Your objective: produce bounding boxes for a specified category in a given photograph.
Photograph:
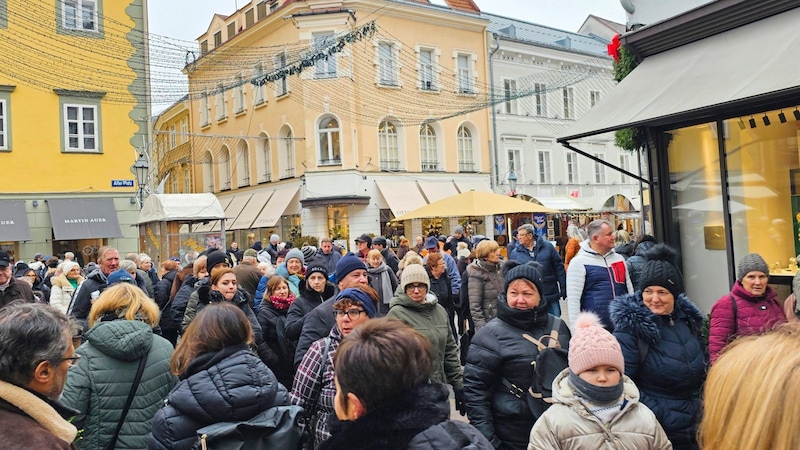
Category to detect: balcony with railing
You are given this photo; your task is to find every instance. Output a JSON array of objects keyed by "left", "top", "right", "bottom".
[
  {"left": 319, "top": 158, "right": 342, "bottom": 166},
  {"left": 421, "top": 160, "right": 439, "bottom": 172}
]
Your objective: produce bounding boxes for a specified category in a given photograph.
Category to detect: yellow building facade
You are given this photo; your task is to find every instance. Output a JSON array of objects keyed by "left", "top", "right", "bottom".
[
  {"left": 0, "top": 0, "right": 150, "bottom": 263},
  {"left": 173, "top": 0, "right": 492, "bottom": 249}
]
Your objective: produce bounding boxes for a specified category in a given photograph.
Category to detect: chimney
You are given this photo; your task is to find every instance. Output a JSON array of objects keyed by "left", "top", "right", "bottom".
[{"left": 443, "top": 0, "right": 480, "bottom": 13}]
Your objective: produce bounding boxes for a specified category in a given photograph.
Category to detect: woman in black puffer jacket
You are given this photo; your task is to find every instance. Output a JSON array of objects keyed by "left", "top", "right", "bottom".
[
  {"left": 464, "top": 261, "right": 571, "bottom": 450},
  {"left": 148, "top": 302, "right": 289, "bottom": 450},
  {"left": 154, "top": 260, "right": 181, "bottom": 346}
]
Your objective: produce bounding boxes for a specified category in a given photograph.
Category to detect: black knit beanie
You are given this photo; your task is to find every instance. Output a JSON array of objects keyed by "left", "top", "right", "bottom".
[
  {"left": 637, "top": 244, "right": 683, "bottom": 298},
  {"left": 502, "top": 260, "right": 545, "bottom": 296}
]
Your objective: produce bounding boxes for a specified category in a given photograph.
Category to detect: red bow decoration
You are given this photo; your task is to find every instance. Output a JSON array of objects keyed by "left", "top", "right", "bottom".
[{"left": 607, "top": 34, "right": 621, "bottom": 62}]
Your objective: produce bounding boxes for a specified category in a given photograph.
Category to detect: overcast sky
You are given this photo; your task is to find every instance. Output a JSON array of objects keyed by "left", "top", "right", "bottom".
[{"left": 149, "top": 0, "right": 625, "bottom": 44}]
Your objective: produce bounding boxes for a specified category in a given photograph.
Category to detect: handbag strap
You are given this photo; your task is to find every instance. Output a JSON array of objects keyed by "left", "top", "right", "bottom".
[{"left": 105, "top": 353, "right": 148, "bottom": 450}]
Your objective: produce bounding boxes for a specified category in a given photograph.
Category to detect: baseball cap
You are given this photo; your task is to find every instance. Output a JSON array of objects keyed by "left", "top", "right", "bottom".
[
  {"left": 355, "top": 234, "right": 372, "bottom": 247},
  {"left": 0, "top": 251, "right": 10, "bottom": 268},
  {"left": 372, "top": 236, "right": 387, "bottom": 247},
  {"left": 425, "top": 236, "right": 439, "bottom": 249}
]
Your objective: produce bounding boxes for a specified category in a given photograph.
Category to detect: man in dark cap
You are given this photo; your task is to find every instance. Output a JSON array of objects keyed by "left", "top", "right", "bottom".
[
  {"left": 354, "top": 234, "right": 372, "bottom": 262},
  {"left": 372, "top": 237, "right": 399, "bottom": 273},
  {"left": 0, "top": 251, "right": 35, "bottom": 308}
]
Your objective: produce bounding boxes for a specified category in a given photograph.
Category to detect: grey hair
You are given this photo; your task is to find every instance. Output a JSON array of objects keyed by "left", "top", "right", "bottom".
[
  {"left": 517, "top": 224, "right": 534, "bottom": 236},
  {"left": 587, "top": 220, "right": 612, "bottom": 239},
  {"left": 64, "top": 252, "right": 74, "bottom": 259},
  {"left": 120, "top": 260, "right": 138, "bottom": 272},
  {"left": 185, "top": 251, "right": 199, "bottom": 264},
  {"left": 567, "top": 225, "right": 584, "bottom": 241},
  {"left": 138, "top": 254, "right": 152, "bottom": 264},
  {"left": 0, "top": 303, "right": 71, "bottom": 386}
]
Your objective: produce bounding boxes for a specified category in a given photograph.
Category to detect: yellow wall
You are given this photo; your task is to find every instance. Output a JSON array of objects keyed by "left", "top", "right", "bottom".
[
  {"left": 183, "top": 0, "right": 491, "bottom": 193},
  {"left": 0, "top": 0, "right": 144, "bottom": 194}
]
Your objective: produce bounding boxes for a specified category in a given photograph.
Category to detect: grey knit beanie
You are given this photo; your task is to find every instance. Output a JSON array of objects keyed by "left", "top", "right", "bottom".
[
  {"left": 285, "top": 248, "right": 305, "bottom": 266},
  {"left": 736, "top": 253, "right": 769, "bottom": 282}
]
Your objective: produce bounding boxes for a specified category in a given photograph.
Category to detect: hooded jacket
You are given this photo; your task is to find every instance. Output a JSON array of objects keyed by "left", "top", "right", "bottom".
[
  {"left": 464, "top": 299, "right": 570, "bottom": 450},
  {"left": 625, "top": 240, "right": 657, "bottom": 290},
  {"left": 68, "top": 268, "right": 108, "bottom": 321},
  {"left": 48, "top": 274, "right": 84, "bottom": 314},
  {"left": 709, "top": 282, "right": 786, "bottom": 364},
  {"left": 527, "top": 369, "right": 672, "bottom": 450},
  {"left": 147, "top": 345, "right": 289, "bottom": 450},
  {"left": 61, "top": 320, "right": 176, "bottom": 450},
  {"left": 465, "top": 259, "right": 503, "bottom": 329},
  {"left": 611, "top": 293, "right": 706, "bottom": 449},
  {"left": 566, "top": 240, "right": 633, "bottom": 329},
  {"left": 318, "top": 383, "right": 493, "bottom": 450},
  {"left": 387, "top": 291, "right": 463, "bottom": 391},
  {"left": 509, "top": 234, "right": 567, "bottom": 304}
]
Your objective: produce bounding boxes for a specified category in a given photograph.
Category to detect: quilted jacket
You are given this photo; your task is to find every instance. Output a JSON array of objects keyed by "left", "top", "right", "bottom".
[{"left": 62, "top": 320, "right": 177, "bottom": 450}]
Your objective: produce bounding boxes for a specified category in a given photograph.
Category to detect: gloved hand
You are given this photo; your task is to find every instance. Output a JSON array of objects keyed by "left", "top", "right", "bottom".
[{"left": 454, "top": 389, "right": 466, "bottom": 416}]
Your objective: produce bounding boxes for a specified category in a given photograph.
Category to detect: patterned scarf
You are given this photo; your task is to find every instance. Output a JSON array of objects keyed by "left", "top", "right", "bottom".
[{"left": 269, "top": 293, "right": 296, "bottom": 310}]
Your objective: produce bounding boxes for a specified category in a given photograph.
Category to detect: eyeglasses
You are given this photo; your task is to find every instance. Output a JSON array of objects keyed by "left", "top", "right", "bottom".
[
  {"left": 517, "top": 232, "right": 529, "bottom": 237},
  {"left": 333, "top": 309, "right": 366, "bottom": 320},
  {"left": 62, "top": 354, "right": 81, "bottom": 367},
  {"left": 406, "top": 283, "right": 428, "bottom": 291}
]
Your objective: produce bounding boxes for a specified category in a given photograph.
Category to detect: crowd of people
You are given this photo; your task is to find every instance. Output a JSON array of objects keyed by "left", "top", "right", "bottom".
[{"left": 0, "top": 222, "right": 799, "bottom": 450}]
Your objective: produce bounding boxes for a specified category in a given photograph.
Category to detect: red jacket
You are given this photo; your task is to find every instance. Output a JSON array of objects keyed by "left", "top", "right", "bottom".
[{"left": 709, "top": 282, "right": 786, "bottom": 364}]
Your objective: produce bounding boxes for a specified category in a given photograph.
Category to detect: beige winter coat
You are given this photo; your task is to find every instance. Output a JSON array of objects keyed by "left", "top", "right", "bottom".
[
  {"left": 528, "top": 369, "right": 672, "bottom": 450},
  {"left": 49, "top": 274, "right": 84, "bottom": 314}
]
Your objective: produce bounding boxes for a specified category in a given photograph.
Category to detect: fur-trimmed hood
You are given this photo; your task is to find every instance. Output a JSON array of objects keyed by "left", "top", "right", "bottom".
[
  {"left": 0, "top": 380, "right": 78, "bottom": 445},
  {"left": 610, "top": 292, "right": 705, "bottom": 345}
]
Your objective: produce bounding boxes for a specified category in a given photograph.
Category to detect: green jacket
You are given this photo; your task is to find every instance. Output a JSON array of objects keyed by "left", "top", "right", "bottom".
[
  {"left": 62, "top": 320, "right": 177, "bottom": 450},
  {"left": 387, "top": 292, "right": 463, "bottom": 391}
]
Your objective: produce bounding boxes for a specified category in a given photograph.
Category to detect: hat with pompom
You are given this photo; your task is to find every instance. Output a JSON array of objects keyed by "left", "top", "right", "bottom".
[
  {"left": 568, "top": 312, "right": 624, "bottom": 374},
  {"left": 637, "top": 244, "right": 684, "bottom": 298}
]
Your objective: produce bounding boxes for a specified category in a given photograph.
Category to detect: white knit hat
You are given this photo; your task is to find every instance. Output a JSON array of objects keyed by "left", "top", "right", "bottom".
[{"left": 400, "top": 264, "right": 430, "bottom": 292}]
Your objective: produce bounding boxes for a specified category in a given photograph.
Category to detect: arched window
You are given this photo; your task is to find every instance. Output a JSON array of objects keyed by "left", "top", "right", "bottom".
[
  {"left": 256, "top": 133, "right": 271, "bottom": 183},
  {"left": 378, "top": 120, "right": 399, "bottom": 170},
  {"left": 219, "top": 145, "right": 231, "bottom": 190},
  {"left": 457, "top": 125, "right": 474, "bottom": 172},
  {"left": 236, "top": 140, "right": 250, "bottom": 187},
  {"left": 318, "top": 116, "right": 341, "bottom": 165},
  {"left": 279, "top": 125, "right": 295, "bottom": 178},
  {"left": 419, "top": 123, "right": 438, "bottom": 171},
  {"left": 202, "top": 151, "right": 214, "bottom": 192}
]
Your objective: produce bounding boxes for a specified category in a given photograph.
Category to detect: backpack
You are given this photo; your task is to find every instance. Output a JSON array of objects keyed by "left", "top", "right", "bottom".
[
  {"left": 501, "top": 315, "right": 568, "bottom": 416},
  {"left": 196, "top": 405, "right": 307, "bottom": 450}
]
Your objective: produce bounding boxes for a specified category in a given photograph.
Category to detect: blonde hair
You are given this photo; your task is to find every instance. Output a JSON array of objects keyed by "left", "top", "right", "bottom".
[
  {"left": 88, "top": 283, "right": 160, "bottom": 328},
  {"left": 367, "top": 249, "right": 383, "bottom": 262},
  {"left": 398, "top": 251, "right": 423, "bottom": 270},
  {"left": 474, "top": 240, "right": 499, "bottom": 260},
  {"left": 614, "top": 230, "right": 631, "bottom": 245},
  {"left": 698, "top": 323, "right": 800, "bottom": 450}
]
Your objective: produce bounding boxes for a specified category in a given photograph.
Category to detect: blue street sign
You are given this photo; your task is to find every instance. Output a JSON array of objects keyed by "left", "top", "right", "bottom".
[{"left": 112, "top": 180, "right": 135, "bottom": 187}]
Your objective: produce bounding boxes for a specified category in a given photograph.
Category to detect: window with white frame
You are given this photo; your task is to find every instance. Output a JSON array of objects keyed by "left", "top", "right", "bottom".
[
  {"left": 0, "top": 99, "right": 7, "bottom": 150},
  {"left": 504, "top": 79, "right": 517, "bottom": 114},
  {"left": 183, "top": 166, "right": 191, "bottom": 193},
  {"left": 180, "top": 118, "right": 188, "bottom": 144},
  {"left": 534, "top": 83, "right": 547, "bottom": 116},
  {"left": 590, "top": 90, "right": 601, "bottom": 107},
  {"left": 563, "top": 87, "right": 574, "bottom": 119},
  {"left": 420, "top": 123, "right": 438, "bottom": 171},
  {"left": 215, "top": 83, "right": 226, "bottom": 120},
  {"left": 456, "top": 54, "right": 473, "bottom": 94},
  {"left": 566, "top": 151, "right": 578, "bottom": 184},
  {"left": 63, "top": 0, "right": 97, "bottom": 31},
  {"left": 168, "top": 124, "right": 176, "bottom": 149},
  {"left": 619, "top": 153, "right": 631, "bottom": 183},
  {"left": 594, "top": 153, "right": 606, "bottom": 184},
  {"left": 538, "top": 150, "right": 551, "bottom": 184},
  {"left": 378, "top": 120, "right": 399, "bottom": 170},
  {"left": 64, "top": 104, "right": 97, "bottom": 152},
  {"left": 507, "top": 148, "right": 522, "bottom": 182},
  {"left": 318, "top": 116, "right": 341, "bottom": 165},
  {"left": 377, "top": 42, "right": 398, "bottom": 86},
  {"left": 274, "top": 52, "right": 288, "bottom": 97},
  {"left": 200, "top": 91, "right": 210, "bottom": 126},
  {"left": 253, "top": 62, "right": 266, "bottom": 105},
  {"left": 419, "top": 49, "right": 436, "bottom": 90},
  {"left": 233, "top": 73, "right": 245, "bottom": 113},
  {"left": 313, "top": 32, "right": 337, "bottom": 79},
  {"left": 220, "top": 146, "right": 232, "bottom": 190},
  {"left": 258, "top": 135, "right": 271, "bottom": 182},
  {"left": 280, "top": 127, "right": 295, "bottom": 178},
  {"left": 203, "top": 152, "right": 214, "bottom": 192},
  {"left": 457, "top": 125, "right": 475, "bottom": 172},
  {"left": 171, "top": 173, "right": 178, "bottom": 194},
  {"left": 237, "top": 143, "right": 249, "bottom": 187}
]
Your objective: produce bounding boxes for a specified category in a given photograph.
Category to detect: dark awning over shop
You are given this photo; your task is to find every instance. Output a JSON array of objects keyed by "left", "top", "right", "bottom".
[
  {"left": 48, "top": 198, "right": 123, "bottom": 240},
  {"left": 0, "top": 200, "right": 31, "bottom": 242},
  {"left": 558, "top": 6, "right": 800, "bottom": 141}
]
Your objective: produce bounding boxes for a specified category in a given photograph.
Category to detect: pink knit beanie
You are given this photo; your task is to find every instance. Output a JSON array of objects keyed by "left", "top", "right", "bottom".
[{"left": 568, "top": 312, "right": 625, "bottom": 374}]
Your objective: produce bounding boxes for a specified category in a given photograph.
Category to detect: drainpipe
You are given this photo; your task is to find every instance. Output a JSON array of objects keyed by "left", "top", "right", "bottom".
[{"left": 488, "top": 33, "right": 501, "bottom": 189}]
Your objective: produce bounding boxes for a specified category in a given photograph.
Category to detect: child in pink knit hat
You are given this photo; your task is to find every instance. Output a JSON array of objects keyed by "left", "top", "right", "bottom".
[{"left": 527, "top": 312, "right": 672, "bottom": 450}]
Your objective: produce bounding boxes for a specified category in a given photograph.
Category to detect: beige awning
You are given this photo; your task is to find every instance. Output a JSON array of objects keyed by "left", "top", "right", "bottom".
[
  {"left": 394, "top": 190, "right": 557, "bottom": 221},
  {"left": 375, "top": 181, "right": 428, "bottom": 217},
  {"left": 252, "top": 186, "right": 300, "bottom": 228},
  {"left": 559, "top": 7, "right": 800, "bottom": 141},
  {"left": 455, "top": 180, "right": 492, "bottom": 193},
  {"left": 417, "top": 180, "right": 459, "bottom": 203},
  {"left": 531, "top": 196, "right": 590, "bottom": 211},
  {"left": 230, "top": 191, "right": 274, "bottom": 230},
  {"left": 193, "top": 196, "right": 233, "bottom": 233},
  {"left": 211, "top": 194, "right": 252, "bottom": 232}
]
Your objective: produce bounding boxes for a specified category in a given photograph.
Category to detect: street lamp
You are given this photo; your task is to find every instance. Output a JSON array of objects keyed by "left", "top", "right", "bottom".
[
  {"left": 508, "top": 169, "right": 518, "bottom": 197},
  {"left": 131, "top": 154, "right": 149, "bottom": 209}
]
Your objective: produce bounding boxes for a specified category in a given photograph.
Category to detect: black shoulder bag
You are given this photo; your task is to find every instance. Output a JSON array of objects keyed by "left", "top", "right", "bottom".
[{"left": 105, "top": 354, "right": 148, "bottom": 450}]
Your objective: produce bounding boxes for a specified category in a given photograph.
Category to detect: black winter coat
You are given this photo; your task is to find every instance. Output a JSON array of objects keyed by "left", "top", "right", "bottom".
[
  {"left": 154, "top": 269, "right": 178, "bottom": 315},
  {"left": 147, "top": 345, "right": 289, "bottom": 450},
  {"left": 318, "top": 383, "right": 492, "bottom": 450},
  {"left": 69, "top": 269, "right": 107, "bottom": 321},
  {"left": 508, "top": 235, "right": 566, "bottom": 304},
  {"left": 195, "top": 284, "right": 269, "bottom": 362},
  {"left": 611, "top": 293, "right": 707, "bottom": 450},
  {"left": 427, "top": 268, "right": 455, "bottom": 313},
  {"left": 164, "top": 276, "right": 198, "bottom": 332},
  {"left": 294, "top": 296, "right": 336, "bottom": 367},
  {"left": 285, "top": 280, "right": 335, "bottom": 346},
  {"left": 256, "top": 301, "right": 296, "bottom": 389},
  {"left": 464, "top": 299, "right": 570, "bottom": 450}
]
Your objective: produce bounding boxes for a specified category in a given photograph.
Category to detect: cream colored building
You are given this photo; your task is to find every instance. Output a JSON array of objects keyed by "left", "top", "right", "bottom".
[{"left": 172, "top": 0, "right": 493, "bottom": 248}]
